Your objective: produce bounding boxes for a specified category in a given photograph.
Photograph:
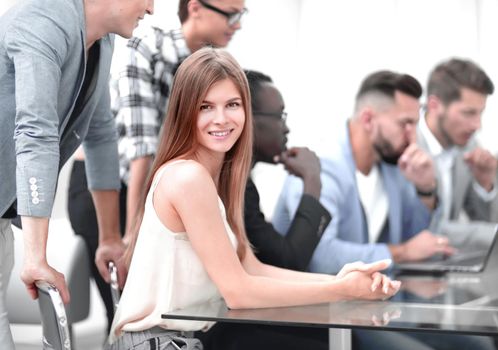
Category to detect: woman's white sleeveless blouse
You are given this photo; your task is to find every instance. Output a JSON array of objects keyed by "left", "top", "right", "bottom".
[{"left": 110, "top": 162, "right": 237, "bottom": 342}]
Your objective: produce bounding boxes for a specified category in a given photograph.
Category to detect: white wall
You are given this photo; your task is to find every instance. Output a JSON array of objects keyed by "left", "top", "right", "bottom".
[
  {"left": 235, "top": 0, "right": 498, "bottom": 217},
  {"left": 0, "top": 0, "right": 16, "bottom": 12},
  {"left": 232, "top": 0, "right": 498, "bottom": 217},
  {"left": 146, "top": 0, "right": 498, "bottom": 156},
  {"left": 3, "top": 0, "right": 498, "bottom": 218}
]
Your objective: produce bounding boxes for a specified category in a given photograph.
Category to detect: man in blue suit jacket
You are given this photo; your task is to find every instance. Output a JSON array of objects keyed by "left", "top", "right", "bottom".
[
  {"left": 273, "top": 70, "right": 453, "bottom": 274},
  {"left": 0, "top": 0, "right": 153, "bottom": 347},
  {"left": 273, "top": 70, "right": 498, "bottom": 349}
]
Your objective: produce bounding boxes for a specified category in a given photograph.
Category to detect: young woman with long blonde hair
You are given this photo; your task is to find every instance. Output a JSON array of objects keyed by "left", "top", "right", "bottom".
[{"left": 108, "top": 47, "right": 400, "bottom": 350}]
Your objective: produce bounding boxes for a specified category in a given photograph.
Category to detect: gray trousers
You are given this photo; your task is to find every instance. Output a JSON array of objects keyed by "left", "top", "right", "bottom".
[
  {"left": 108, "top": 328, "right": 203, "bottom": 350},
  {"left": 0, "top": 219, "right": 15, "bottom": 350}
]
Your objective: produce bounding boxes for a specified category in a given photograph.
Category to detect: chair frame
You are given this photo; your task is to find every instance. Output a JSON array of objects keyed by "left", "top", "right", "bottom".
[
  {"left": 36, "top": 281, "right": 72, "bottom": 350},
  {"left": 108, "top": 261, "right": 121, "bottom": 314}
]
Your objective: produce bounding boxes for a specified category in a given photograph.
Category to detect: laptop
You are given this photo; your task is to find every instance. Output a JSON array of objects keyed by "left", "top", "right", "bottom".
[{"left": 395, "top": 222, "right": 498, "bottom": 273}]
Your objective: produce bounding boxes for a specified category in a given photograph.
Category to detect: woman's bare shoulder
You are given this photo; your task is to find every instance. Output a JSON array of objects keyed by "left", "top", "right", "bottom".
[{"left": 155, "top": 159, "right": 215, "bottom": 196}]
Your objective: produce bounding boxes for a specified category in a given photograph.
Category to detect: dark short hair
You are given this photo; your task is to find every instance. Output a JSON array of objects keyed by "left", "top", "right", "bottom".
[
  {"left": 427, "top": 58, "right": 494, "bottom": 104},
  {"left": 356, "top": 70, "right": 422, "bottom": 102},
  {"left": 244, "top": 69, "right": 273, "bottom": 111},
  {"left": 178, "top": 0, "right": 189, "bottom": 24}
]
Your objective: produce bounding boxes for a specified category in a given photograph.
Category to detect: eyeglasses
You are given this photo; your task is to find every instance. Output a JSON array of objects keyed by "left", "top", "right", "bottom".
[
  {"left": 197, "top": 0, "right": 248, "bottom": 27},
  {"left": 253, "top": 111, "right": 288, "bottom": 123}
]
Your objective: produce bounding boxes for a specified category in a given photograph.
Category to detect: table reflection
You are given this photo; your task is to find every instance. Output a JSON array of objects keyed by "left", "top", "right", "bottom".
[{"left": 163, "top": 269, "right": 498, "bottom": 335}]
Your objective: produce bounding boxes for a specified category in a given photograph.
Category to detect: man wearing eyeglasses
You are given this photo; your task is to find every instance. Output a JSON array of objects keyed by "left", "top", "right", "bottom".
[
  {"left": 67, "top": 0, "right": 247, "bottom": 333},
  {"left": 244, "top": 70, "right": 331, "bottom": 271}
]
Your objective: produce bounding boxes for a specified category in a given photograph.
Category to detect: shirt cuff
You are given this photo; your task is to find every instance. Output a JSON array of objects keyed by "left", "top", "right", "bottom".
[
  {"left": 472, "top": 181, "right": 497, "bottom": 202},
  {"left": 298, "top": 194, "right": 332, "bottom": 238}
]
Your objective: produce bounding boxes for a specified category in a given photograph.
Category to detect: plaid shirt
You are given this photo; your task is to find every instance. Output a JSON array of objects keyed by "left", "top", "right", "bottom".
[{"left": 111, "top": 27, "right": 190, "bottom": 184}]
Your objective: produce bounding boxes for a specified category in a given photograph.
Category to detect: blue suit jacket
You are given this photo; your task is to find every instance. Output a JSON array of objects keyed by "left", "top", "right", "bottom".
[{"left": 273, "top": 123, "right": 432, "bottom": 274}]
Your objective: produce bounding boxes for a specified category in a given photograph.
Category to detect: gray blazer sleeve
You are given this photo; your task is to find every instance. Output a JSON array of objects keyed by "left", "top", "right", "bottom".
[
  {"left": 455, "top": 150, "right": 497, "bottom": 222},
  {"left": 4, "top": 10, "right": 70, "bottom": 217},
  {"left": 463, "top": 183, "right": 496, "bottom": 221}
]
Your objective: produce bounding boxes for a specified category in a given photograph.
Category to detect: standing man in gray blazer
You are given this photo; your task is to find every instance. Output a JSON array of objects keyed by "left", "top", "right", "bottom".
[
  {"left": 418, "top": 58, "right": 498, "bottom": 228},
  {"left": 0, "top": 0, "right": 153, "bottom": 347}
]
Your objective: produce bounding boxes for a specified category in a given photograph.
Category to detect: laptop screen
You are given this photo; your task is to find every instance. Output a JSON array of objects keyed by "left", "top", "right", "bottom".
[{"left": 395, "top": 221, "right": 498, "bottom": 273}]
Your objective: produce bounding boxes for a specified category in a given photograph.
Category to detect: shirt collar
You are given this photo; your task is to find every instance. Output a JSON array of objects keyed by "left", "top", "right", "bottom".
[
  {"left": 419, "top": 111, "right": 454, "bottom": 158},
  {"left": 170, "top": 28, "right": 191, "bottom": 61}
]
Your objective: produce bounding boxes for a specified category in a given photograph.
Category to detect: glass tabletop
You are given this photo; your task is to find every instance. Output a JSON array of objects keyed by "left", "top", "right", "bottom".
[
  {"left": 163, "top": 231, "right": 498, "bottom": 336},
  {"left": 162, "top": 297, "right": 498, "bottom": 336}
]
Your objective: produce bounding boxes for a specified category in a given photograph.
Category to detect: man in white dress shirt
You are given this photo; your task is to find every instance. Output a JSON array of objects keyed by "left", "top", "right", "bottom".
[{"left": 418, "top": 58, "right": 498, "bottom": 228}]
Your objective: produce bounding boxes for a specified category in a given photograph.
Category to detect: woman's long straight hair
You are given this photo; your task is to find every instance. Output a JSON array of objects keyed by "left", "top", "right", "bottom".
[{"left": 125, "top": 47, "right": 253, "bottom": 264}]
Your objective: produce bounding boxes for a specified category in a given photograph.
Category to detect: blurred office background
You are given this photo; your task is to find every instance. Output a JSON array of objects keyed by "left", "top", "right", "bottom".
[
  {"left": 2, "top": 0, "right": 498, "bottom": 221},
  {"left": 2, "top": 0, "right": 498, "bottom": 348},
  {"left": 125, "top": 0, "right": 498, "bottom": 218}
]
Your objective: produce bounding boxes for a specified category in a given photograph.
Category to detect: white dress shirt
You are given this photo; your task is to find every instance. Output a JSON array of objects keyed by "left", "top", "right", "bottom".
[
  {"left": 356, "top": 165, "right": 388, "bottom": 243},
  {"left": 419, "top": 115, "right": 496, "bottom": 221}
]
